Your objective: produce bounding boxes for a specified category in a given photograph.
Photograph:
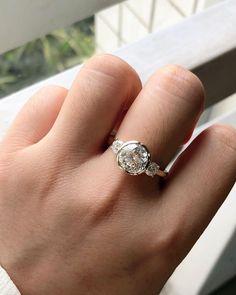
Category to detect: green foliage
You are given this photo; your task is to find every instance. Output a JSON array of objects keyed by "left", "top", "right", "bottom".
[{"left": 0, "top": 17, "right": 95, "bottom": 98}]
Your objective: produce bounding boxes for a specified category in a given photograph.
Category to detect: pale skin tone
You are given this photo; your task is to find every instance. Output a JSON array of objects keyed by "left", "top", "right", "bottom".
[{"left": 0, "top": 54, "right": 235, "bottom": 295}]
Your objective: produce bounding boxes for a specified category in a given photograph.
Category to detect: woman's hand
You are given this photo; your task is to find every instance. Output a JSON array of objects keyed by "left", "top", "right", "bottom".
[{"left": 0, "top": 54, "right": 235, "bottom": 295}]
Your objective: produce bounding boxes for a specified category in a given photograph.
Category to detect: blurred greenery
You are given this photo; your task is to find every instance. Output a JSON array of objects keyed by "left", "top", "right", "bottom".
[{"left": 0, "top": 17, "right": 95, "bottom": 98}]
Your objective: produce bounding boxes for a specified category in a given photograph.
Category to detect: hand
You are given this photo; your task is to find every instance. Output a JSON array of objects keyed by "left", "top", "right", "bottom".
[{"left": 0, "top": 54, "right": 235, "bottom": 295}]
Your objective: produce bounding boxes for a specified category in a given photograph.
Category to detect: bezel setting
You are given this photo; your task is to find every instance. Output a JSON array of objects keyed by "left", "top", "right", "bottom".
[
  {"left": 116, "top": 141, "right": 151, "bottom": 175},
  {"left": 111, "top": 138, "right": 168, "bottom": 178}
]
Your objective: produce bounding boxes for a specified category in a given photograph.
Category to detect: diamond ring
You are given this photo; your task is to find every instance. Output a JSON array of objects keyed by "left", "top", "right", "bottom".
[{"left": 111, "top": 139, "right": 168, "bottom": 177}]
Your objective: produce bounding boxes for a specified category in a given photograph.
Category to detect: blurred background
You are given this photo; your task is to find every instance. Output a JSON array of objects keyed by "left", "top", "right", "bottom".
[{"left": 0, "top": 0, "right": 225, "bottom": 99}]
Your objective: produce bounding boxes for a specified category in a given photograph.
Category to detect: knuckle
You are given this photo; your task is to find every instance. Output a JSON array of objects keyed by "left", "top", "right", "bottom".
[
  {"left": 152, "top": 64, "right": 205, "bottom": 109},
  {"left": 27, "top": 86, "right": 68, "bottom": 111},
  {"left": 82, "top": 54, "right": 141, "bottom": 91},
  {"left": 207, "top": 124, "right": 236, "bottom": 152},
  {"left": 35, "top": 85, "right": 68, "bottom": 98}
]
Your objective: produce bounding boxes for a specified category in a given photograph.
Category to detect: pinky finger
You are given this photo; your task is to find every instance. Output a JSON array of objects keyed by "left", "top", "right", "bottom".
[{"left": 163, "top": 124, "right": 236, "bottom": 256}]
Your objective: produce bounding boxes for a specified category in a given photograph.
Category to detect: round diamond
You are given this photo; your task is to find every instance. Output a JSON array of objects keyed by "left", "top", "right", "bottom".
[
  {"left": 117, "top": 142, "right": 150, "bottom": 175},
  {"left": 146, "top": 162, "right": 159, "bottom": 177}
]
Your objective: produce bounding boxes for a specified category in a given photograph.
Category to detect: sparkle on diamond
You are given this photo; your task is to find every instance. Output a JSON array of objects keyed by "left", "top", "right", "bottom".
[{"left": 117, "top": 143, "right": 149, "bottom": 175}]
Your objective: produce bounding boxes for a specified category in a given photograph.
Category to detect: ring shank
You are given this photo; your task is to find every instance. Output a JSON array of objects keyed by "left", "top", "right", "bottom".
[{"left": 156, "top": 169, "right": 168, "bottom": 177}]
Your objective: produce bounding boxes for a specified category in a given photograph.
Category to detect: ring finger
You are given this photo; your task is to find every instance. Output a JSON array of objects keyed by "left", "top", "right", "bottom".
[{"left": 105, "top": 65, "right": 205, "bottom": 181}]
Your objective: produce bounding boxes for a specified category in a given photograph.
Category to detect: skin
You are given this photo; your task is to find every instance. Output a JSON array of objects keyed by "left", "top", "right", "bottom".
[{"left": 0, "top": 54, "right": 235, "bottom": 295}]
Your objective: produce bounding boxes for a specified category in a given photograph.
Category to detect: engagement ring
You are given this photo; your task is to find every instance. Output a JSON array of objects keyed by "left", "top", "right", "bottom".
[{"left": 111, "top": 139, "right": 168, "bottom": 177}]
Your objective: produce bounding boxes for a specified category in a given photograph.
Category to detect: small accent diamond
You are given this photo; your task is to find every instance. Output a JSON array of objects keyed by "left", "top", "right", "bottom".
[
  {"left": 145, "top": 162, "right": 160, "bottom": 177},
  {"left": 111, "top": 139, "right": 123, "bottom": 153}
]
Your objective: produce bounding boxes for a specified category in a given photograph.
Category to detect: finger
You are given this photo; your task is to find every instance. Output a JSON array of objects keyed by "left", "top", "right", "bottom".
[
  {"left": 162, "top": 124, "right": 236, "bottom": 259},
  {"left": 4, "top": 86, "right": 68, "bottom": 149},
  {"left": 113, "top": 65, "right": 204, "bottom": 171},
  {"left": 51, "top": 54, "right": 141, "bottom": 156}
]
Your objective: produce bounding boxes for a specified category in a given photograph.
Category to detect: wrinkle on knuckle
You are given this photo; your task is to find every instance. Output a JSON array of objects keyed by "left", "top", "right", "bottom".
[
  {"left": 82, "top": 54, "right": 141, "bottom": 93},
  {"left": 149, "top": 64, "right": 205, "bottom": 109}
]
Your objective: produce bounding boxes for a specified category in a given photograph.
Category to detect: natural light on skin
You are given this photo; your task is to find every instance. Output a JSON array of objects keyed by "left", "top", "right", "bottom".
[
  {"left": 0, "top": 54, "right": 235, "bottom": 295},
  {"left": 0, "top": 0, "right": 235, "bottom": 294}
]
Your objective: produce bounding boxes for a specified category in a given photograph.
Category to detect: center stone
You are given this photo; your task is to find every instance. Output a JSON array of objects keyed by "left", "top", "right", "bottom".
[{"left": 117, "top": 142, "right": 150, "bottom": 175}]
